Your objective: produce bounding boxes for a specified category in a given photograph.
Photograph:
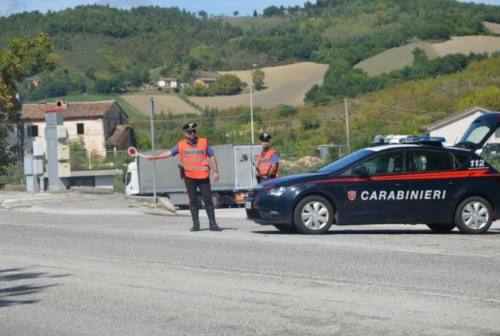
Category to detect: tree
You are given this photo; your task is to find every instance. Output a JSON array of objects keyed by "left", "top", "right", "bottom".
[
  {"left": 263, "top": 6, "right": 280, "bottom": 17},
  {"left": 213, "top": 74, "right": 242, "bottom": 95},
  {"left": 233, "top": 10, "right": 239, "bottom": 17},
  {"left": 253, "top": 10, "right": 258, "bottom": 17},
  {"left": 0, "top": 33, "right": 55, "bottom": 171},
  {"left": 189, "top": 44, "right": 219, "bottom": 70},
  {"left": 251, "top": 68, "right": 265, "bottom": 90},
  {"left": 198, "top": 10, "right": 208, "bottom": 19}
]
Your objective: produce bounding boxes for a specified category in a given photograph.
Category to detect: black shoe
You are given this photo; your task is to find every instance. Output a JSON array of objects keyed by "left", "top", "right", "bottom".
[
  {"left": 190, "top": 207, "right": 200, "bottom": 232},
  {"left": 205, "top": 205, "right": 221, "bottom": 231},
  {"left": 209, "top": 225, "right": 222, "bottom": 232}
]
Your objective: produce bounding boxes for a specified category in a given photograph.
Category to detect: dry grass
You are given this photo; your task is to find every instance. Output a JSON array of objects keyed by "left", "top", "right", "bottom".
[
  {"left": 484, "top": 21, "right": 500, "bottom": 35},
  {"left": 122, "top": 94, "right": 200, "bottom": 116},
  {"left": 189, "top": 62, "right": 328, "bottom": 109},
  {"left": 355, "top": 36, "right": 500, "bottom": 77},
  {"left": 431, "top": 36, "right": 500, "bottom": 56},
  {"left": 354, "top": 41, "right": 437, "bottom": 76}
]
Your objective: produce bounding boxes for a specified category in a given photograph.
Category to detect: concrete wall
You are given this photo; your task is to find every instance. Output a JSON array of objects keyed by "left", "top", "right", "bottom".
[
  {"left": 429, "top": 111, "right": 500, "bottom": 146},
  {"left": 102, "top": 104, "right": 126, "bottom": 145},
  {"left": 94, "top": 176, "right": 114, "bottom": 189}
]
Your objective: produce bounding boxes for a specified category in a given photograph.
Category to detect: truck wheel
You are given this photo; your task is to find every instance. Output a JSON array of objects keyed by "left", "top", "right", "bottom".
[
  {"left": 427, "top": 223, "right": 455, "bottom": 233},
  {"left": 211, "top": 193, "right": 220, "bottom": 209},
  {"left": 273, "top": 224, "right": 297, "bottom": 233},
  {"left": 455, "top": 196, "right": 493, "bottom": 234},
  {"left": 293, "top": 195, "right": 333, "bottom": 234}
]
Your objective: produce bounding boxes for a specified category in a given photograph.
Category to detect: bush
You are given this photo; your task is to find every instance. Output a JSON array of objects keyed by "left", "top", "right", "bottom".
[
  {"left": 213, "top": 74, "right": 242, "bottom": 95},
  {"left": 279, "top": 105, "right": 297, "bottom": 117}
]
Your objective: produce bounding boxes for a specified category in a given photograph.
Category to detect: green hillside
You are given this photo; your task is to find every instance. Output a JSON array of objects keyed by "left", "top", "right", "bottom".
[
  {"left": 1, "top": 1, "right": 499, "bottom": 102},
  {"left": 128, "top": 56, "right": 500, "bottom": 162}
]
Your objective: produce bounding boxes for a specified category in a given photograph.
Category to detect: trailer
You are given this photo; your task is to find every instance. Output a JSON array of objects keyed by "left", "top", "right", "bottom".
[{"left": 125, "top": 144, "right": 261, "bottom": 207}]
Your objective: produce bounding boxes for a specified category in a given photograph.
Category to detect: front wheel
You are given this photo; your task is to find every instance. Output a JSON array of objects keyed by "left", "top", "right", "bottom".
[
  {"left": 293, "top": 195, "right": 334, "bottom": 234},
  {"left": 455, "top": 196, "right": 493, "bottom": 234}
]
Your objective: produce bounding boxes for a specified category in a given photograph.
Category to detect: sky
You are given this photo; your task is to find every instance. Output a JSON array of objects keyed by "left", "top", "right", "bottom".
[{"left": 1, "top": 0, "right": 499, "bottom": 17}]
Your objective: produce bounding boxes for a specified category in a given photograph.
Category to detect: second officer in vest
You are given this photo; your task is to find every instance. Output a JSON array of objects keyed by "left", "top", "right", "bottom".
[
  {"left": 256, "top": 132, "right": 280, "bottom": 184},
  {"left": 146, "top": 122, "right": 222, "bottom": 232}
]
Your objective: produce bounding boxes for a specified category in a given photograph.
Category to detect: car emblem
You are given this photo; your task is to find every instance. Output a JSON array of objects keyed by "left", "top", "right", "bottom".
[{"left": 347, "top": 190, "right": 357, "bottom": 201}]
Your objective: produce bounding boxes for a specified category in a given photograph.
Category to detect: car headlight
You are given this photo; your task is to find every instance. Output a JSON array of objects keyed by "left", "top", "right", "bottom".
[{"left": 268, "top": 186, "right": 287, "bottom": 197}]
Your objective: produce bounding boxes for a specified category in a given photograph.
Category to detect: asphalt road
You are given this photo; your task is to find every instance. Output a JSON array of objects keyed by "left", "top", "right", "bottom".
[{"left": 1, "top": 194, "right": 500, "bottom": 336}]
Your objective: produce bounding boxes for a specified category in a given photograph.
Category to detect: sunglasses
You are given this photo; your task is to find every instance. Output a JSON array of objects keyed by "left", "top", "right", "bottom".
[{"left": 185, "top": 130, "right": 196, "bottom": 135}]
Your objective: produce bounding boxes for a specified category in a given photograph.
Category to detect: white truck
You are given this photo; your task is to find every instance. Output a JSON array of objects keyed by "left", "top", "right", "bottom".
[{"left": 125, "top": 144, "right": 261, "bottom": 207}]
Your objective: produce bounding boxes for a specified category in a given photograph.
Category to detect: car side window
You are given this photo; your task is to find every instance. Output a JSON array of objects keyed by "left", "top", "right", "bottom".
[
  {"left": 410, "top": 150, "right": 454, "bottom": 172},
  {"left": 453, "top": 153, "right": 471, "bottom": 169},
  {"left": 349, "top": 150, "right": 405, "bottom": 176}
]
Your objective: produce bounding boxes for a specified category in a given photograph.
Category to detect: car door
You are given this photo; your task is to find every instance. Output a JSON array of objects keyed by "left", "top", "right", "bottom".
[
  {"left": 456, "top": 112, "right": 500, "bottom": 151},
  {"left": 406, "top": 149, "right": 460, "bottom": 223},
  {"left": 339, "top": 149, "right": 410, "bottom": 224}
]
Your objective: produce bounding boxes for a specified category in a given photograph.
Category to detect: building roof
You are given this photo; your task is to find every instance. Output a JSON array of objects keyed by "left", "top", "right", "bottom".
[
  {"left": 106, "top": 124, "right": 132, "bottom": 149},
  {"left": 21, "top": 100, "right": 120, "bottom": 121},
  {"left": 422, "top": 106, "right": 490, "bottom": 132}
]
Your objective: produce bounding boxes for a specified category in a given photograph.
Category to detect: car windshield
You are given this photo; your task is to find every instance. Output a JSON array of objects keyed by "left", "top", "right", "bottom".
[{"left": 316, "top": 149, "right": 373, "bottom": 174}]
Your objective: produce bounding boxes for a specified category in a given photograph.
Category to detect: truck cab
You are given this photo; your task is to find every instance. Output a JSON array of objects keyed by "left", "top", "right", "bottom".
[{"left": 125, "top": 161, "right": 139, "bottom": 196}]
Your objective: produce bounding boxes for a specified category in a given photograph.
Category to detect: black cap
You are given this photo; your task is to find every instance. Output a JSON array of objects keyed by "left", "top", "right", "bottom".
[
  {"left": 259, "top": 132, "right": 271, "bottom": 141},
  {"left": 182, "top": 122, "right": 197, "bottom": 131}
]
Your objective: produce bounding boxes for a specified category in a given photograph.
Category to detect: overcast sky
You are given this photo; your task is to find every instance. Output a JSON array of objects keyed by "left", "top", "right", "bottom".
[{"left": 0, "top": 0, "right": 499, "bottom": 17}]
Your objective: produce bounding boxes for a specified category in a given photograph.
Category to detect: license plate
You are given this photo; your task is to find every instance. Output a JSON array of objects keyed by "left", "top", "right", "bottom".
[{"left": 245, "top": 201, "right": 252, "bottom": 209}]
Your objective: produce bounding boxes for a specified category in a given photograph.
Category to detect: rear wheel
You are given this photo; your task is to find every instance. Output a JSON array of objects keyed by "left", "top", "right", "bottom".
[
  {"left": 211, "top": 193, "right": 220, "bottom": 209},
  {"left": 455, "top": 196, "right": 493, "bottom": 234},
  {"left": 273, "top": 224, "right": 297, "bottom": 233},
  {"left": 293, "top": 195, "right": 333, "bottom": 235},
  {"left": 427, "top": 223, "right": 455, "bottom": 233}
]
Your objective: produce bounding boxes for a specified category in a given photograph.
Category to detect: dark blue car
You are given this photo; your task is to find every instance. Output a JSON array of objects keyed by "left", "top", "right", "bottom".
[{"left": 246, "top": 113, "right": 500, "bottom": 234}]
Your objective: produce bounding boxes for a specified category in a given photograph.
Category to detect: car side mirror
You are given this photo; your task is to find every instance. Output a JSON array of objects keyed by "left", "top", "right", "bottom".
[{"left": 353, "top": 165, "right": 369, "bottom": 178}]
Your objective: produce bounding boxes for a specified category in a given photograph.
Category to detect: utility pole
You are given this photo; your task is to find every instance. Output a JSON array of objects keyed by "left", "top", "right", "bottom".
[
  {"left": 249, "top": 64, "right": 257, "bottom": 188},
  {"left": 344, "top": 97, "right": 351, "bottom": 154},
  {"left": 150, "top": 97, "right": 157, "bottom": 204},
  {"left": 250, "top": 77, "right": 255, "bottom": 145}
]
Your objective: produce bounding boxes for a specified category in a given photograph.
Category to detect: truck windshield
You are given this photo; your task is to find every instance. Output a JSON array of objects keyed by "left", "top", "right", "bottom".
[{"left": 316, "top": 149, "right": 373, "bottom": 174}]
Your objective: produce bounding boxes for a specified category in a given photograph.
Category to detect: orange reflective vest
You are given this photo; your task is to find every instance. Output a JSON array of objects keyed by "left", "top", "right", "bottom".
[
  {"left": 257, "top": 148, "right": 279, "bottom": 177},
  {"left": 178, "top": 137, "right": 210, "bottom": 179}
]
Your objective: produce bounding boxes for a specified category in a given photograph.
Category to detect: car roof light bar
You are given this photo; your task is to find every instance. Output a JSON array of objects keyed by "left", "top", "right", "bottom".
[{"left": 399, "top": 136, "right": 446, "bottom": 146}]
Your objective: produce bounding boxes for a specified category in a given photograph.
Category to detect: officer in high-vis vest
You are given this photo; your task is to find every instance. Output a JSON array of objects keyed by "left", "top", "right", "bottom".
[
  {"left": 256, "top": 132, "right": 280, "bottom": 184},
  {"left": 146, "top": 122, "right": 222, "bottom": 232}
]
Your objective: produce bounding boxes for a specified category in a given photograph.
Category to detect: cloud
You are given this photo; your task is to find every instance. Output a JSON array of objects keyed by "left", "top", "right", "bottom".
[{"left": 0, "top": 0, "right": 28, "bottom": 16}]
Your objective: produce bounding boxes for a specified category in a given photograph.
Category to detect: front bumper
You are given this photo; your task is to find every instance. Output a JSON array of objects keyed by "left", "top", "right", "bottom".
[{"left": 245, "top": 190, "right": 293, "bottom": 225}]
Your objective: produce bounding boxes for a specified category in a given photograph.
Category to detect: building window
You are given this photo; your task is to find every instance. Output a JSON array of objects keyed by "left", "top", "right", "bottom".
[
  {"left": 77, "top": 123, "right": 85, "bottom": 135},
  {"left": 26, "top": 125, "right": 38, "bottom": 137}
]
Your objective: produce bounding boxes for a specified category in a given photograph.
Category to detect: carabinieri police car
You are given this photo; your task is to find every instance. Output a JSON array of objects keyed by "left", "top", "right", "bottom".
[{"left": 246, "top": 112, "right": 500, "bottom": 234}]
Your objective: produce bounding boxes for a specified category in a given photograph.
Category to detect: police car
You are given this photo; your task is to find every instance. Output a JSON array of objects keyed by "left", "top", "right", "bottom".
[{"left": 246, "top": 113, "right": 500, "bottom": 234}]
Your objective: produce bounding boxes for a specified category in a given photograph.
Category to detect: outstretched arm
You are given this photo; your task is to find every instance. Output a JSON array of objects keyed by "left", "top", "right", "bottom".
[{"left": 145, "top": 150, "right": 172, "bottom": 161}]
